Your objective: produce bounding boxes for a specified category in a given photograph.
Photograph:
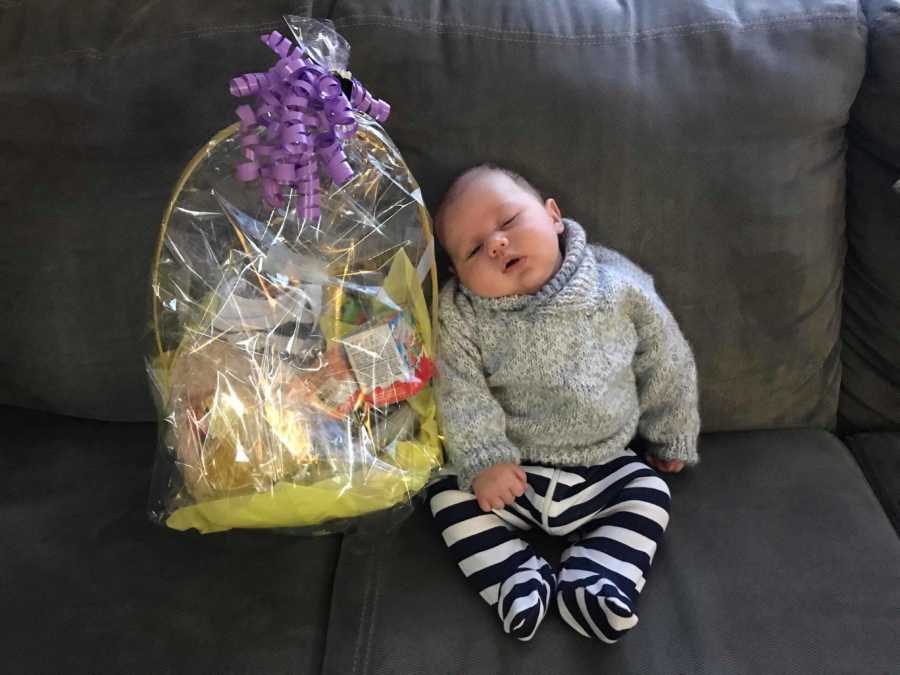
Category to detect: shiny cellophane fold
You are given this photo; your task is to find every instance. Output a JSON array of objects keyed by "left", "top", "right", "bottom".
[{"left": 147, "top": 116, "right": 442, "bottom": 534}]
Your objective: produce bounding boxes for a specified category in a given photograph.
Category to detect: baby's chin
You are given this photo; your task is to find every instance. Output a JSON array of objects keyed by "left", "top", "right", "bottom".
[
  {"left": 466, "top": 271, "right": 555, "bottom": 298},
  {"left": 516, "top": 265, "right": 558, "bottom": 295},
  {"left": 463, "top": 280, "right": 524, "bottom": 298}
]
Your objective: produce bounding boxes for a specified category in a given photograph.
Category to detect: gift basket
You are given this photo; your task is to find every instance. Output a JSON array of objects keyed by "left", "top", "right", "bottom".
[{"left": 147, "top": 16, "right": 442, "bottom": 534}]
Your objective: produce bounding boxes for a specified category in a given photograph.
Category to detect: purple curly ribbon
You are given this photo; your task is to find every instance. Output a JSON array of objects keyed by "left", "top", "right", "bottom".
[{"left": 229, "top": 31, "right": 390, "bottom": 218}]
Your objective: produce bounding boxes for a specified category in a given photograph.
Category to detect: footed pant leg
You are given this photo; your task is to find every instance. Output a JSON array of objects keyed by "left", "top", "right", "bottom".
[
  {"left": 427, "top": 476, "right": 556, "bottom": 641},
  {"left": 555, "top": 465, "right": 672, "bottom": 643}
]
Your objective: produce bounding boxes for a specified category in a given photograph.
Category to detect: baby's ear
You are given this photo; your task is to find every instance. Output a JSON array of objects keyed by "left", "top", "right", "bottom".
[{"left": 545, "top": 198, "right": 563, "bottom": 231}]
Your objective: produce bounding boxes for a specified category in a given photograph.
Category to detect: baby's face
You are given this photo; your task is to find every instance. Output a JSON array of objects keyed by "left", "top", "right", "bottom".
[{"left": 438, "top": 170, "right": 564, "bottom": 298}]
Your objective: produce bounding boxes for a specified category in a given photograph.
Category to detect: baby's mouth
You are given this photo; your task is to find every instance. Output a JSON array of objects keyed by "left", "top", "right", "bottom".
[{"left": 503, "top": 256, "right": 523, "bottom": 273}]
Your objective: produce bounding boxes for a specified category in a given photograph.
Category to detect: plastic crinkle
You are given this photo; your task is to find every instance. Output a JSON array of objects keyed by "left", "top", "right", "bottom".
[{"left": 147, "top": 17, "right": 442, "bottom": 534}]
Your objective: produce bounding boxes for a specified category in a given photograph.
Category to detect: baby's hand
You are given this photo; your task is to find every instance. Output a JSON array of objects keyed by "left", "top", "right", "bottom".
[
  {"left": 646, "top": 456, "right": 685, "bottom": 473},
  {"left": 472, "top": 463, "right": 527, "bottom": 512}
]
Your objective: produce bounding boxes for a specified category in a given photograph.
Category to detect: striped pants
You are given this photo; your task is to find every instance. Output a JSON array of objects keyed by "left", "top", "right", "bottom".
[{"left": 427, "top": 449, "right": 671, "bottom": 642}]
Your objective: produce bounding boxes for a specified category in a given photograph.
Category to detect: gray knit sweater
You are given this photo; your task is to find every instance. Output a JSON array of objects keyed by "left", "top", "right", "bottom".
[{"left": 435, "top": 219, "right": 700, "bottom": 491}]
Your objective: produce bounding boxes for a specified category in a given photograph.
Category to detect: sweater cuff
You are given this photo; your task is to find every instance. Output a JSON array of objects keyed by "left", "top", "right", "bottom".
[
  {"left": 647, "top": 435, "right": 700, "bottom": 466},
  {"left": 453, "top": 441, "right": 521, "bottom": 492}
]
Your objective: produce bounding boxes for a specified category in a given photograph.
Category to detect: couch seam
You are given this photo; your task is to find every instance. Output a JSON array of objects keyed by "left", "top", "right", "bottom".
[
  {"left": 331, "top": 11, "right": 853, "bottom": 37},
  {"left": 348, "top": 542, "right": 377, "bottom": 675},
  {"left": 7, "top": 12, "right": 862, "bottom": 75},
  {"left": 359, "top": 539, "right": 385, "bottom": 675},
  {"left": 332, "top": 12, "right": 858, "bottom": 44},
  {"left": 7, "top": 20, "right": 282, "bottom": 73}
]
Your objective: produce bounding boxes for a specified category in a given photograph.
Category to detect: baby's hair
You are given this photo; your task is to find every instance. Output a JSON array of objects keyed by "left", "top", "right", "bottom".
[{"left": 433, "top": 163, "right": 543, "bottom": 241}]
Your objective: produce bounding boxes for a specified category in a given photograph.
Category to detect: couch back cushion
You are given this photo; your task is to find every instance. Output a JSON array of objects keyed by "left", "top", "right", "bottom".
[
  {"left": 840, "top": 0, "right": 900, "bottom": 432},
  {"left": 0, "top": 1, "right": 319, "bottom": 420},
  {"left": 1, "top": 0, "right": 865, "bottom": 428},
  {"left": 332, "top": 0, "right": 865, "bottom": 432}
]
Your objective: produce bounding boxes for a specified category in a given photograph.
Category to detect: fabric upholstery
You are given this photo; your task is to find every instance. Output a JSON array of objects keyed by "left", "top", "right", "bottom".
[
  {"left": 840, "top": 0, "right": 900, "bottom": 432},
  {"left": 0, "top": 406, "right": 341, "bottom": 674},
  {"left": 845, "top": 432, "right": 900, "bottom": 533},
  {"left": 0, "top": 0, "right": 327, "bottom": 421},
  {"left": 1, "top": 0, "right": 867, "bottom": 431},
  {"left": 322, "top": 429, "right": 900, "bottom": 675},
  {"left": 330, "top": 0, "right": 866, "bottom": 433},
  {"left": 1, "top": 3, "right": 898, "bottom": 674}
]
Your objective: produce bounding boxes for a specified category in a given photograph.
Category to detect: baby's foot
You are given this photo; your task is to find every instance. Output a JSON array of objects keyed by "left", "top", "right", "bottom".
[
  {"left": 557, "top": 578, "right": 639, "bottom": 643},
  {"left": 496, "top": 560, "right": 557, "bottom": 641}
]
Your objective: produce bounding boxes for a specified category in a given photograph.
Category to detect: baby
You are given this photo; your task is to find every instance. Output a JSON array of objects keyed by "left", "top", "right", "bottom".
[{"left": 429, "top": 164, "right": 700, "bottom": 643}]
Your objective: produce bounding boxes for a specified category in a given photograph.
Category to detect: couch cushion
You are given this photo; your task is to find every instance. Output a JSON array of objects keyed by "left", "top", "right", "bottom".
[
  {"left": 332, "top": 0, "right": 866, "bottom": 433},
  {"left": 0, "top": 0, "right": 328, "bottom": 421},
  {"left": 840, "top": 0, "right": 900, "bottom": 432},
  {"left": 322, "top": 429, "right": 900, "bottom": 675},
  {"left": 0, "top": 0, "right": 867, "bottom": 430},
  {"left": 0, "top": 406, "right": 340, "bottom": 674},
  {"left": 845, "top": 432, "right": 900, "bottom": 533}
]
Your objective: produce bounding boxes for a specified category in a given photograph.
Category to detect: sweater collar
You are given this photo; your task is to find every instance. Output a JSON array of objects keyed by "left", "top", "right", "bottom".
[{"left": 460, "top": 219, "right": 597, "bottom": 314}]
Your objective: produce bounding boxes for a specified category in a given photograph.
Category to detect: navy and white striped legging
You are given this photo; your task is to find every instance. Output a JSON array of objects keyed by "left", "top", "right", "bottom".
[{"left": 427, "top": 448, "right": 671, "bottom": 642}]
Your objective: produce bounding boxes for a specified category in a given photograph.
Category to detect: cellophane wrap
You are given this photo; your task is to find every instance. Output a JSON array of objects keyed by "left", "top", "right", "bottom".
[{"left": 147, "top": 18, "right": 442, "bottom": 534}]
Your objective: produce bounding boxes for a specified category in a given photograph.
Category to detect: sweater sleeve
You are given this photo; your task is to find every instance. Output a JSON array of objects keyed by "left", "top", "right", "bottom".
[
  {"left": 625, "top": 266, "right": 701, "bottom": 465},
  {"left": 435, "top": 285, "right": 520, "bottom": 491}
]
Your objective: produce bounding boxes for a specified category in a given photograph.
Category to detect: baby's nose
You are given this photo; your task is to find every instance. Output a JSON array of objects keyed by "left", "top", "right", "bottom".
[{"left": 487, "top": 234, "right": 509, "bottom": 258}]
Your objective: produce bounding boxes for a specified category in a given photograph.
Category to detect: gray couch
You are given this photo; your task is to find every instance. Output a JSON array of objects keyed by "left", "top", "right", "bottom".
[{"left": 2, "top": 1, "right": 898, "bottom": 673}]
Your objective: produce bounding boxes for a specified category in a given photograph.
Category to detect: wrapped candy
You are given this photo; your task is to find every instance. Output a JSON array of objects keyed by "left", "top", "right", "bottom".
[{"left": 147, "top": 17, "right": 442, "bottom": 534}]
